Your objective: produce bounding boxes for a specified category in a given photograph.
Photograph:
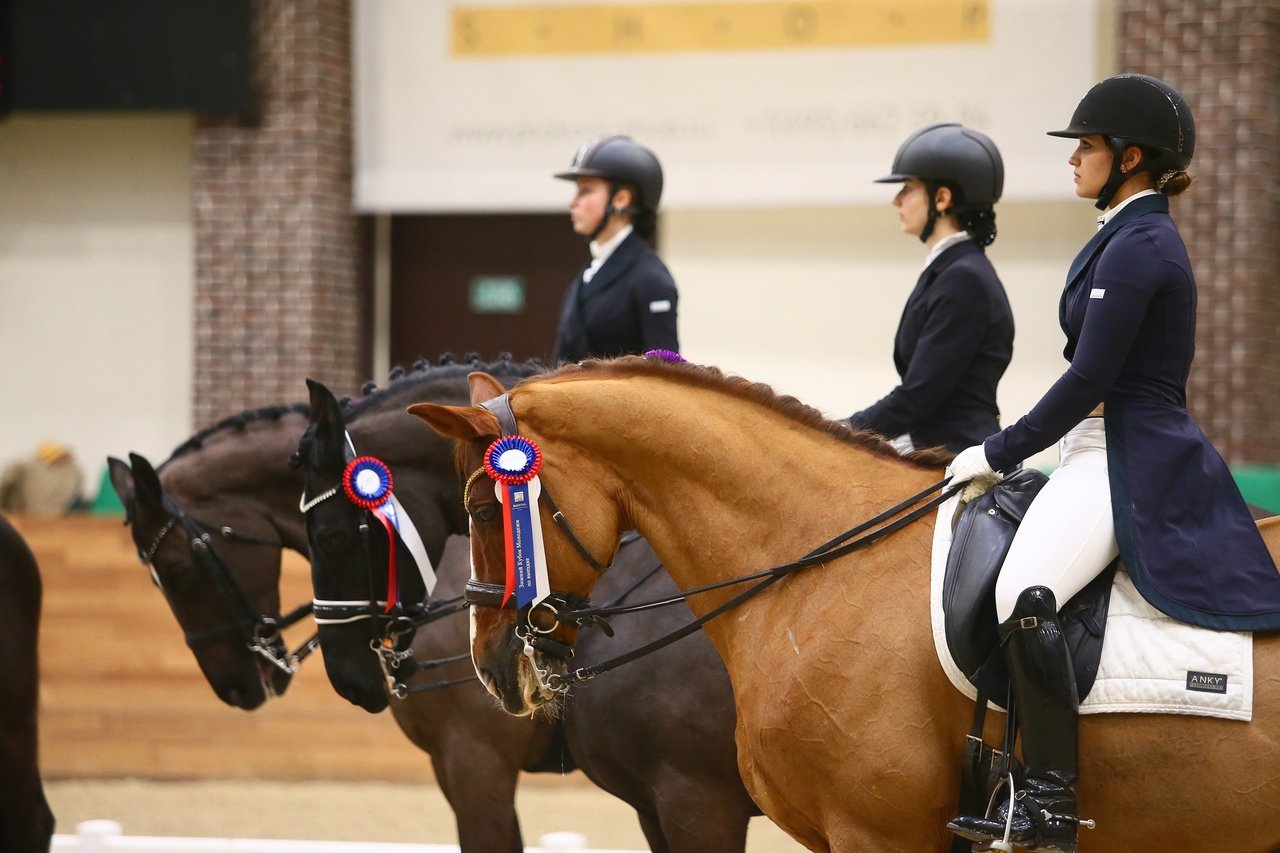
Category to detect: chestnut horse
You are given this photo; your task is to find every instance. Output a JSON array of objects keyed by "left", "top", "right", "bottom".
[
  {"left": 0, "top": 512, "right": 55, "bottom": 851},
  {"left": 299, "top": 374, "right": 760, "bottom": 852},
  {"left": 415, "top": 357, "right": 1280, "bottom": 853}
]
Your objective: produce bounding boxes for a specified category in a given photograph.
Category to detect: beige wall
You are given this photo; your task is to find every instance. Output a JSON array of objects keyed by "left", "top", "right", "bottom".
[
  {"left": 666, "top": 201, "right": 1096, "bottom": 469},
  {"left": 0, "top": 115, "right": 194, "bottom": 499},
  {"left": 0, "top": 109, "right": 1091, "bottom": 503}
]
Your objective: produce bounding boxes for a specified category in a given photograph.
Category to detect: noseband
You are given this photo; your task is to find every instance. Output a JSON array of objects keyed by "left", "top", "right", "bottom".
[{"left": 139, "top": 492, "right": 317, "bottom": 675}]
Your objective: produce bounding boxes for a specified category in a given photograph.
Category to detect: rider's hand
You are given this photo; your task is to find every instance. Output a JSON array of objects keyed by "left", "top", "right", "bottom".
[
  {"left": 947, "top": 444, "right": 1002, "bottom": 501},
  {"left": 946, "top": 444, "right": 996, "bottom": 483}
]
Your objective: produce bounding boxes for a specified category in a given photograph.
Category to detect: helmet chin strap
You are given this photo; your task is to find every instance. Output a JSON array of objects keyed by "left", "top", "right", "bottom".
[
  {"left": 1095, "top": 137, "right": 1157, "bottom": 211},
  {"left": 919, "top": 180, "right": 953, "bottom": 243},
  {"left": 587, "top": 183, "right": 634, "bottom": 242}
]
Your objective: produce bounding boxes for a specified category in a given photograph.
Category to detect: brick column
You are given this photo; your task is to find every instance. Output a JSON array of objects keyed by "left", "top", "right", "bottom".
[
  {"left": 1119, "top": 1, "right": 1280, "bottom": 464},
  {"left": 192, "top": 0, "right": 361, "bottom": 427}
]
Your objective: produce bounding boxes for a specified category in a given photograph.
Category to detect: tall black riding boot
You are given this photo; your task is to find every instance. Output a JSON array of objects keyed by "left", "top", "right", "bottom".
[{"left": 947, "top": 586, "right": 1085, "bottom": 852}]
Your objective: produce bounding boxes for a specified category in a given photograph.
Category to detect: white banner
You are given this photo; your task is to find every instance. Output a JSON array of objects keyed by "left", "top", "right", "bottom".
[{"left": 354, "top": 0, "right": 1102, "bottom": 212}]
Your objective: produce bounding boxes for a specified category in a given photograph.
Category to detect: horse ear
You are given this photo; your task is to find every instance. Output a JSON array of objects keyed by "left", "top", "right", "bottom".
[
  {"left": 106, "top": 456, "right": 137, "bottom": 523},
  {"left": 305, "top": 378, "right": 345, "bottom": 433},
  {"left": 127, "top": 452, "right": 164, "bottom": 511},
  {"left": 408, "top": 403, "right": 501, "bottom": 443},
  {"left": 467, "top": 371, "right": 505, "bottom": 405}
]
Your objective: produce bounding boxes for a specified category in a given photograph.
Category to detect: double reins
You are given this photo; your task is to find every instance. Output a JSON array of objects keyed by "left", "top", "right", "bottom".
[
  {"left": 467, "top": 392, "right": 961, "bottom": 690},
  {"left": 140, "top": 492, "right": 318, "bottom": 674},
  {"left": 557, "top": 477, "right": 955, "bottom": 689}
]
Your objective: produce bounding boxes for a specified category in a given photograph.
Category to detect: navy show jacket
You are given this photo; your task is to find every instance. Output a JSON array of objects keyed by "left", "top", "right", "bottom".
[
  {"left": 985, "top": 194, "right": 1280, "bottom": 630},
  {"left": 551, "top": 231, "right": 679, "bottom": 364},
  {"left": 851, "top": 240, "right": 1014, "bottom": 453}
]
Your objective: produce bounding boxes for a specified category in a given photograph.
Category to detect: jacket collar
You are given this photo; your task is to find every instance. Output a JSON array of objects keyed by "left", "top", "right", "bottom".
[
  {"left": 1066, "top": 193, "right": 1169, "bottom": 286},
  {"left": 579, "top": 230, "right": 644, "bottom": 298}
]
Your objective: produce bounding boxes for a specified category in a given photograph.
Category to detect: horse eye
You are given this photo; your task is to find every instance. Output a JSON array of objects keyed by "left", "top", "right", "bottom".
[
  {"left": 473, "top": 505, "right": 498, "bottom": 524},
  {"left": 320, "top": 528, "right": 353, "bottom": 552}
]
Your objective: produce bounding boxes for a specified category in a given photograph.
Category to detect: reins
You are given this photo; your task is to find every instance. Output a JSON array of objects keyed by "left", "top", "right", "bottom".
[
  {"left": 140, "top": 492, "right": 318, "bottom": 674},
  {"left": 467, "top": 390, "right": 962, "bottom": 690},
  {"left": 545, "top": 476, "right": 960, "bottom": 688}
]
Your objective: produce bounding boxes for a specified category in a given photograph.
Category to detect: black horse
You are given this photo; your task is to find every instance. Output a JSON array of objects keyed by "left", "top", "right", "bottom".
[
  {"left": 298, "top": 367, "right": 761, "bottom": 853},
  {"left": 0, "top": 512, "right": 55, "bottom": 852}
]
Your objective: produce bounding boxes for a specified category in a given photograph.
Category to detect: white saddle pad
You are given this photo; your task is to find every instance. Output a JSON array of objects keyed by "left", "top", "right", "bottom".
[{"left": 930, "top": 492, "right": 1253, "bottom": 721}]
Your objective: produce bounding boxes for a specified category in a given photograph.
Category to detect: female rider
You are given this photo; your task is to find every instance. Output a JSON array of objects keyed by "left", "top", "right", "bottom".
[
  {"left": 550, "top": 135, "right": 679, "bottom": 364},
  {"left": 849, "top": 123, "right": 1014, "bottom": 454},
  {"left": 946, "top": 74, "right": 1280, "bottom": 852}
]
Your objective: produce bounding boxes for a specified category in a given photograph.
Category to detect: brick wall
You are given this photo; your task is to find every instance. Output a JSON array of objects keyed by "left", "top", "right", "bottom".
[
  {"left": 1119, "top": 0, "right": 1280, "bottom": 464},
  {"left": 192, "top": 0, "right": 362, "bottom": 428}
]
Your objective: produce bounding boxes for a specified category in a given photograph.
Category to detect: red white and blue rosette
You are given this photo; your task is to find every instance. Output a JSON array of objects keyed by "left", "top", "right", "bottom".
[
  {"left": 483, "top": 436, "right": 550, "bottom": 609},
  {"left": 343, "top": 456, "right": 394, "bottom": 509}
]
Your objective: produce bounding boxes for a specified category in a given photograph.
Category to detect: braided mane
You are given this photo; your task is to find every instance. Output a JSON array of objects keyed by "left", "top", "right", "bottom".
[{"left": 534, "top": 356, "right": 953, "bottom": 469}]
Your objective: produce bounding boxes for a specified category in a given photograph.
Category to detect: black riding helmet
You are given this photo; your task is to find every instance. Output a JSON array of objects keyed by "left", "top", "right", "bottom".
[
  {"left": 1048, "top": 73, "right": 1195, "bottom": 209},
  {"left": 875, "top": 123, "right": 1004, "bottom": 244},
  {"left": 555, "top": 135, "right": 664, "bottom": 239}
]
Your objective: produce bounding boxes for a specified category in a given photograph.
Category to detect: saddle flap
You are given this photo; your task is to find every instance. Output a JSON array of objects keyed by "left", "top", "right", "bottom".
[
  {"left": 941, "top": 468, "right": 1115, "bottom": 707},
  {"left": 943, "top": 469, "right": 1048, "bottom": 679}
]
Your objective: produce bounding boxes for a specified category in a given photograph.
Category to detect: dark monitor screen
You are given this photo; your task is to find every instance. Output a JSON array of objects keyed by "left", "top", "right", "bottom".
[{"left": 5, "top": 0, "right": 253, "bottom": 113}]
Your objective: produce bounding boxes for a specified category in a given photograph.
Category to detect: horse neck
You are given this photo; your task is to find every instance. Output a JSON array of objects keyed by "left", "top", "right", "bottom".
[
  {"left": 527, "top": 376, "right": 942, "bottom": 649},
  {"left": 347, "top": 407, "right": 470, "bottom": 537},
  {"left": 161, "top": 415, "right": 310, "bottom": 553}
]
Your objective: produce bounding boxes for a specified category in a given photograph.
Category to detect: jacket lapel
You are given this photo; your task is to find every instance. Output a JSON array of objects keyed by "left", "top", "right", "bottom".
[
  {"left": 1065, "top": 194, "right": 1169, "bottom": 286},
  {"left": 581, "top": 232, "right": 642, "bottom": 301}
]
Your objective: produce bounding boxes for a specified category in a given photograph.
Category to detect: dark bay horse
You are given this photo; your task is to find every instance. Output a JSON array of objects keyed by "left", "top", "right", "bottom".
[
  {"left": 0, "top": 512, "right": 55, "bottom": 852},
  {"left": 415, "top": 357, "right": 1280, "bottom": 852},
  {"left": 299, "top": 371, "right": 761, "bottom": 853},
  {"left": 106, "top": 359, "right": 565, "bottom": 850},
  {"left": 108, "top": 404, "right": 315, "bottom": 708}
]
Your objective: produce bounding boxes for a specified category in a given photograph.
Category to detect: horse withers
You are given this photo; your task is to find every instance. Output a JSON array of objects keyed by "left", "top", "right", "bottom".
[
  {"left": 414, "top": 356, "right": 1280, "bottom": 853},
  {"left": 0, "top": 512, "right": 56, "bottom": 852},
  {"left": 299, "top": 370, "right": 762, "bottom": 853}
]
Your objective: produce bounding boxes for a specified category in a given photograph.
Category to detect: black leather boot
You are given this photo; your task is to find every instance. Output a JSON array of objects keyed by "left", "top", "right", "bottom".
[{"left": 947, "top": 586, "right": 1087, "bottom": 852}]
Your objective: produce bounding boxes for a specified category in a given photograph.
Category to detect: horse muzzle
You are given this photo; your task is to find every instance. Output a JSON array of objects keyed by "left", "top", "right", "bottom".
[{"left": 481, "top": 624, "right": 571, "bottom": 715}]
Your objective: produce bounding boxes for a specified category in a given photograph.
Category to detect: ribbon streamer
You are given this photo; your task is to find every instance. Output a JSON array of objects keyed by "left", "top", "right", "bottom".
[{"left": 484, "top": 436, "right": 550, "bottom": 608}]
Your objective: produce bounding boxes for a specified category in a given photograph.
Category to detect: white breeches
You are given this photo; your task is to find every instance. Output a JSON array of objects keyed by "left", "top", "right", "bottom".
[{"left": 994, "top": 418, "right": 1120, "bottom": 621}]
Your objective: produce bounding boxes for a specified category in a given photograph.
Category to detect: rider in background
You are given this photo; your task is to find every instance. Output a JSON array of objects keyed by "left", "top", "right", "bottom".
[
  {"left": 550, "top": 135, "right": 679, "bottom": 364},
  {"left": 946, "top": 74, "right": 1280, "bottom": 852},
  {"left": 848, "top": 124, "right": 1014, "bottom": 454}
]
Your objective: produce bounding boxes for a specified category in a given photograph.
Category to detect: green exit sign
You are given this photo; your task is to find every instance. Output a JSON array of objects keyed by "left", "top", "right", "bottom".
[{"left": 469, "top": 276, "right": 526, "bottom": 314}]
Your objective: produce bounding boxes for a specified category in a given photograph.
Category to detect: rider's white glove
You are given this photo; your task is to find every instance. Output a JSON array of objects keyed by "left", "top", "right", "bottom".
[{"left": 946, "top": 444, "right": 1001, "bottom": 501}]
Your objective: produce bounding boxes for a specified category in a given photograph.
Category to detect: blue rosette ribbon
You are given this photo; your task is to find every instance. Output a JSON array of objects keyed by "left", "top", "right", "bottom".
[
  {"left": 483, "top": 436, "right": 550, "bottom": 608},
  {"left": 342, "top": 456, "right": 403, "bottom": 612},
  {"left": 343, "top": 456, "right": 394, "bottom": 509}
]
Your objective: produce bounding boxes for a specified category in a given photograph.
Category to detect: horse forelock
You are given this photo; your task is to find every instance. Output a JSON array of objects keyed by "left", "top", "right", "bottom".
[{"left": 518, "top": 357, "right": 953, "bottom": 470}]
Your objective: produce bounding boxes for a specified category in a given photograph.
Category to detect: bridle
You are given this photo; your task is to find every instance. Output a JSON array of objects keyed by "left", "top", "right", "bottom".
[
  {"left": 299, "top": 443, "right": 469, "bottom": 699},
  {"left": 464, "top": 392, "right": 961, "bottom": 695},
  {"left": 138, "top": 491, "right": 318, "bottom": 675}
]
